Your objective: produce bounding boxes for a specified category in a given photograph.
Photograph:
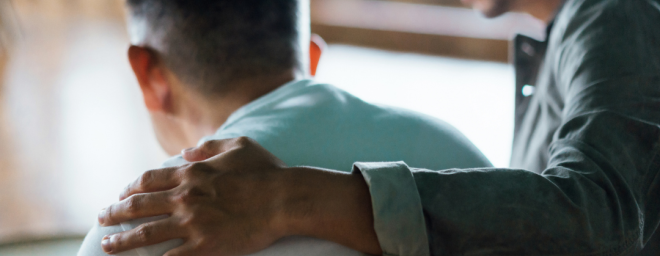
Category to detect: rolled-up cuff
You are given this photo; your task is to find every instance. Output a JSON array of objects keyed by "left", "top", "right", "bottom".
[{"left": 353, "top": 161, "right": 430, "bottom": 256}]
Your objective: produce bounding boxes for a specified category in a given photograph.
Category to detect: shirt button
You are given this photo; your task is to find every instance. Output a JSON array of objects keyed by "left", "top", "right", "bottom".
[
  {"left": 522, "top": 84, "right": 535, "bottom": 97},
  {"left": 521, "top": 42, "right": 536, "bottom": 56}
]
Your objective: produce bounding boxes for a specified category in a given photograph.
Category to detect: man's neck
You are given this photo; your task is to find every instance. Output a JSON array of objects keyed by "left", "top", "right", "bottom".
[{"left": 183, "top": 71, "right": 299, "bottom": 144}]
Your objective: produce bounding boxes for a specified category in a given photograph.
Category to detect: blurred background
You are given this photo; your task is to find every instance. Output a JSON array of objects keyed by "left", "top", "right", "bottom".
[{"left": 0, "top": 0, "right": 544, "bottom": 255}]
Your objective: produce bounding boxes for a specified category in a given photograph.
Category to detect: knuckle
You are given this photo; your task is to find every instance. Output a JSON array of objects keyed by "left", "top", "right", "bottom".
[
  {"left": 104, "top": 205, "right": 117, "bottom": 223},
  {"left": 179, "top": 214, "right": 195, "bottom": 227},
  {"left": 189, "top": 162, "right": 208, "bottom": 172},
  {"left": 180, "top": 188, "right": 196, "bottom": 200},
  {"left": 173, "top": 187, "right": 192, "bottom": 204},
  {"left": 182, "top": 164, "right": 198, "bottom": 177},
  {"left": 174, "top": 186, "right": 205, "bottom": 205},
  {"left": 235, "top": 136, "right": 252, "bottom": 146},
  {"left": 124, "top": 196, "right": 142, "bottom": 216},
  {"left": 179, "top": 207, "right": 204, "bottom": 227},
  {"left": 137, "top": 170, "right": 155, "bottom": 188},
  {"left": 174, "top": 192, "right": 192, "bottom": 205},
  {"left": 182, "top": 162, "right": 211, "bottom": 178},
  {"left": 195, "top": 237, "right": 211, "bottom": 250},
  {"left": 179, "top": 215, "right": 193, "bottom": 227},
  {"left": 189, "top": 234, "right": 211, "bottom": 251},
  {"left": 135, "top": 224, "right": 153, "bottom": 243},
  {"left": 201, "top": 140, "right": 217, "bottom": 149},
  {"left": 179, "top": 213, "right": 198, "bottom": 227},
  {"left": 172, "top": 193, "right": 187, "bottom": 205},
  {"left": 180, "top": 166, "right": 195, "bottom": 180}
]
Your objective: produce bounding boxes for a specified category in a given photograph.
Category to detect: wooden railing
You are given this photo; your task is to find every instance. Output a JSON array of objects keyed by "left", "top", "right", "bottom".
[
  {"left": 310, "top": 0, "right": 545, "bottom": 62},
  {"left": 0, "top": 0, "right": 13, "bottom": 79}
]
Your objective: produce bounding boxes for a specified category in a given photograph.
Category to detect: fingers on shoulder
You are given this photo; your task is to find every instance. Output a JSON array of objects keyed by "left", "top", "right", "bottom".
[
  {"left": 103, "top": 192, "right": 174, "bottom": 225},
  {"left": 121, "top": 167, "right": 180, "bottom": 200},
  {"left": 103, "top": 218, "right": 182, "bottom": 254}
]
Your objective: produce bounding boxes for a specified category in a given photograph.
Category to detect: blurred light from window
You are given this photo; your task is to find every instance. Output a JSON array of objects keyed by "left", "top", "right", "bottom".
[{"left": 315, "top": 44, "right": 514, "bottom": 167}]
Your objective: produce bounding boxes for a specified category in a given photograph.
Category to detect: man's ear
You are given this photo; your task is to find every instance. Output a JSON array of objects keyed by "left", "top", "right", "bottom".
[
  {"left": 309, "top": 34, "right": 326, "bottom": 77},
  {"left": 128, "top": 45, "right": 172, "bottom": 112}
]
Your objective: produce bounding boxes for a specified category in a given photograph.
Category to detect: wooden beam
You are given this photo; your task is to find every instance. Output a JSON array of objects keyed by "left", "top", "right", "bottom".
[
  {"left": 0, "top": 0, "right": 11, "bottom": 95},
  {"left": 0, "top": 47, "right": 6, "bottom": 88},
  {"left": 310, "top": 0, "right": 545, "bottom": 62},
  {"left": 386, "top": 0, "right": 466, "bottom": 8},
  {"left": 312, "top": 24, "right": 509, "bottom": 62}
]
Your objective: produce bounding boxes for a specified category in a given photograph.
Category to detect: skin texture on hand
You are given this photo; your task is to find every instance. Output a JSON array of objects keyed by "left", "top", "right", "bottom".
[{"left": 97, "top": 137, "right": 382, "bottom": 256}]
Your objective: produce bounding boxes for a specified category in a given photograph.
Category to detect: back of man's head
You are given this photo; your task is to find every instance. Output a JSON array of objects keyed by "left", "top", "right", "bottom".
[{"left": 126, "top": 0, "right": 300, "bottom": 95}]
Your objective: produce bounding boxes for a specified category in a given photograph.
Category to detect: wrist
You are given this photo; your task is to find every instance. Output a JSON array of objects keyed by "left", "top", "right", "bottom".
[
  {"left": 267, "top": 166, "right": 300, "bottom": 238},
  {"left": 272, "top": 166, "right": 382, "bottom": 254},
  {"left": 272, "top": 166, "right": 334, "bottom": 237}
]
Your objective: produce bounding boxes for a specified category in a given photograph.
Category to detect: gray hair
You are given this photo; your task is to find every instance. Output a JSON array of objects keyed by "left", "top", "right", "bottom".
[{"left": 126, "top": 0, "right": 299, "bottom": 95}]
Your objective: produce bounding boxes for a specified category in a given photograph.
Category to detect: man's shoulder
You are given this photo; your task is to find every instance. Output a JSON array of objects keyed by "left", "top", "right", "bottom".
[
  {"left": 297, "top": 82, "right": 462, "bottom": 132},
  {"left": 208, "top": 81, "right": 491, "bottom": 170},
  {"left": 550, "top": 0, "right": 660, "bottom": 75},
  {"left": 556, "top": 0, "right": 657, "bottom": 33},
  {"left": 240, "top": 80, "right": 448, "bottom": 128},
  {"left": 367, "top": 103, "right": 459, "bottom": 132},
  {"left": 220, "top": 79, "right": 470, "bottom": 140},
  {"left": 561, "top": 0, "right": 652, "bottom": 14},
  {"left": 251, "top": 81, "right": 479, "bottom": 148}
]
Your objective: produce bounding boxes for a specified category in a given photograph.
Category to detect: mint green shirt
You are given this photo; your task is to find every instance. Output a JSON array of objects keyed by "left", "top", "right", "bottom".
[{"left": 78, "top": 79, "right": 491, "bottom": 256}]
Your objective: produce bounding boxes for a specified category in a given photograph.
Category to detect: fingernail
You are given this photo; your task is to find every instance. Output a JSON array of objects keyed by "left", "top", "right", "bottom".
[
  {"left": 98, "top": 209, "right": 106, "bottom": 225},
  {"left": 181, "top": 147, "right": 194, "bottom": 154},
  {"left": 101, "top": 235, "right": 114, "bottom": 253}
]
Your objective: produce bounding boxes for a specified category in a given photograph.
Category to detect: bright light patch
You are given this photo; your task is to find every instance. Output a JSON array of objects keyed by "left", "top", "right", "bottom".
[
  {"left": 315, "top": 45, "right": 515, "bottom": 167},
  {"left": 522, "top": 84, "right": 535, "bottom": 97}
]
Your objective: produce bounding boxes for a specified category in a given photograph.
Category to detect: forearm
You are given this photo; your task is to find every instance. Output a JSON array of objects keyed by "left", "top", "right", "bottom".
[
  {"left": 279, "top": 167, "right": 382, "bottom": 255},
  {"left": 416, "top": 112, "right": 658, "bottom": 254}
]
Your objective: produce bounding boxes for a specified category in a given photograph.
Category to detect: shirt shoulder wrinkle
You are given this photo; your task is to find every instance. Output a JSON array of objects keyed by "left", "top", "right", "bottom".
[
  {"left": 647, "top": 0, "right": 660, "bottom": 11},
  {"left": 552, "top": 0, "right": 660, "bottom": 95},
  {"left": 554, "top": 0, "right": 630, "bottom": 49},
  {"left": 558, "top": 0, "right": 657, "bottom": 41},
  {"left": 218, "top": 80, "right": 322, "bottom": 131}
]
